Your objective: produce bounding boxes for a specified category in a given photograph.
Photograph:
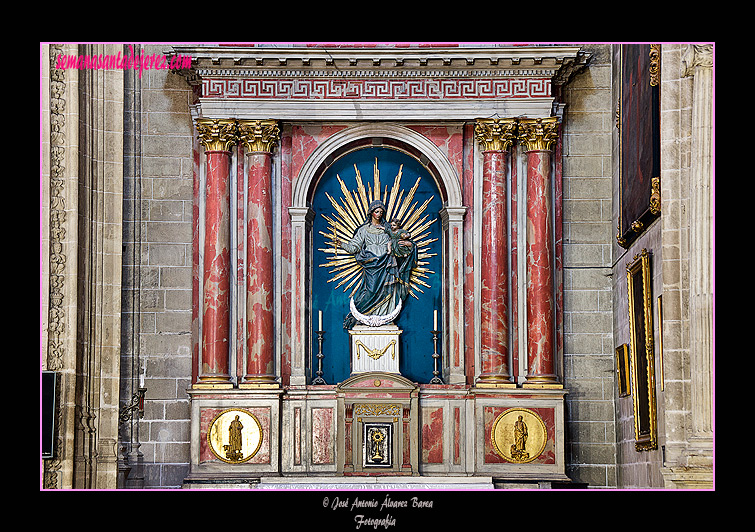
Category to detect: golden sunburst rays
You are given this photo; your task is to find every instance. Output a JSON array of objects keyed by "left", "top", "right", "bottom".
[{"left": 318, "top": 157, "right": 438, "bottom": 300}]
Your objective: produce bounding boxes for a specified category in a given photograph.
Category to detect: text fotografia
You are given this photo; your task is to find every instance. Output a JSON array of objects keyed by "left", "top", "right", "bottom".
[
  {"left": 55, "top": 45, "right": 190, "bottom": 78},
  {"left": 323, "top": 494, "right": 434, "bottom": 529}
]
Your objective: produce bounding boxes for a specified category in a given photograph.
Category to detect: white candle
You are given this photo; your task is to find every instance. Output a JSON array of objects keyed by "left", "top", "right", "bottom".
[
  {"left": 139, "top": 370, "right": 145, "bottom": 388},
  {"left": 319, "top": 310, "right": 323, "bottom": 331},
  {"left": 433, "top": 310, "right": 438, "bottom": 330}
]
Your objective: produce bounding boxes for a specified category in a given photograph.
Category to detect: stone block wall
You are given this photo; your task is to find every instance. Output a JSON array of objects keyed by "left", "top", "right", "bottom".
[
  {"left": 559, "top": 44, "right": 618, "bottom": 487},
  {"left": 121, "top": 44, "right": 195, "bottom": 488}
]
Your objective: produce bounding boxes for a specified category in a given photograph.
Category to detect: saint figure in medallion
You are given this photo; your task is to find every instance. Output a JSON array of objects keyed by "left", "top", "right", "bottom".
[
  {"left": 224, "top": 414, "right": 244, "bottom": 462},
  {"left": 510, "top": 415, "right": 529, "bottom": 461}
]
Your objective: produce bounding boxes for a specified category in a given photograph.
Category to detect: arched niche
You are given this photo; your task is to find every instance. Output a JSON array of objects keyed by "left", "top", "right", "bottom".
[{"left": 288, "top": 124, "right": 467, "bottom": 386}]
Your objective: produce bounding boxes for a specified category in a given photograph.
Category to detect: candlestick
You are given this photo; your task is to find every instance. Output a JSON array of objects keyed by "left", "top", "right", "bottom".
[
  {"left": 312, "top": 324, "right": 327, "bottom": 385},
  {"left": 429, "top": 327, "right": 443, "bottom": 384}
]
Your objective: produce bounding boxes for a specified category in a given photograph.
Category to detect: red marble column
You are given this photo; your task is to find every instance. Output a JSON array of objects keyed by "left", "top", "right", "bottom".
[
  {"left": 474, "top": 118, "right": 517, "bottom": 386},
  {"left": 238, "top": 120, "right": 280, "bottom": 386},
  {"left": 196, "top": 118, "right": 238, "bottom": 386},
  {"left": 520, "top": 117, "right": 560, "bottom": 387}
]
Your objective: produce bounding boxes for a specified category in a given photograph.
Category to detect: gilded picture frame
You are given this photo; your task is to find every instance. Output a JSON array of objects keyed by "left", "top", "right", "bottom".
[
  {"left": 615, "top": 344, "right": 631, "bottom": 398},
  {"left": 617, "top": 44, "right": 661, "bottom": 248},
  {"left": 626, "top": 249, "right": 658, "bottom": 451}
]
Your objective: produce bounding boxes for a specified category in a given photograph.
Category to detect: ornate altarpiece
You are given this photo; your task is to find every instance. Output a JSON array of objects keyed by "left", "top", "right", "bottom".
[{"left": 174, "top": 45, "right": 589, "bottom": 487}]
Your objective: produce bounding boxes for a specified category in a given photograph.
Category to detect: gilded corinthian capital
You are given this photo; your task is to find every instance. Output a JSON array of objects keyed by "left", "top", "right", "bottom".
[
  {"left": 474, "top": 118, "right": 518, "bottom": 151},
  {"left": 238, "top": 119, "right": 280, "bottom": 153},
  {"left": 196, "top": 118, "right": 238, "bottom": 152},
  {"left": 517, "top": 117, "right": 560, "bottom": 152}
]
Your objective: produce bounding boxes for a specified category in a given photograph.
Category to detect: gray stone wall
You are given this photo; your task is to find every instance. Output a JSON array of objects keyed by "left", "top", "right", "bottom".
[
  {"left": 121, "top": 44, "right": 195, "bottom": 488},
  {"left": 559, "top": 44, "right": 617, "bottom": 487}
]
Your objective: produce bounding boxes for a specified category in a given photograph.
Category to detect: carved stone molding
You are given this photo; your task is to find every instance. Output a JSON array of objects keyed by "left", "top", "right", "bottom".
[
  {"left": 172, "top": 44, "right": 587, "bottom": 79},
  {"left": 47, "top": 43, "right": 67, "bottom": 374},
  {"left": 682, "top": 44, "right": 713, "bottom": 77},
  {"left": 44, "top": 43, "right": 68, "bottom": 491}
]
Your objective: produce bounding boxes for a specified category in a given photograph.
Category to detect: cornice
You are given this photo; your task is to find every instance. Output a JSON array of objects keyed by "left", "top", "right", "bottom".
[{"left": 169, "top": 45, "right": 589, "bottom": 83}]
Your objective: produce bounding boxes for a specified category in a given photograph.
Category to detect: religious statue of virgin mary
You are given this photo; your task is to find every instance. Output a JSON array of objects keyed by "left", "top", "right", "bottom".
[{"left": 337, "top": 200, "right": 418, "bottom": 329}]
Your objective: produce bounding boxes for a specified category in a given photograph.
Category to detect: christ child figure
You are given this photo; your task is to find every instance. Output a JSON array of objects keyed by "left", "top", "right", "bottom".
[{"left": 387, "top": 219, "right": 413, "bottom": 259}]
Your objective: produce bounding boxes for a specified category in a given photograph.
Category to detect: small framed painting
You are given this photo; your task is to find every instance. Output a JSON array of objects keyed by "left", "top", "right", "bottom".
[
  {"left": 626, "top": 249, "right": 658, "bottom": 451},
  {"left": 615, "top": 344, "right": 631, "bottom": 398}
]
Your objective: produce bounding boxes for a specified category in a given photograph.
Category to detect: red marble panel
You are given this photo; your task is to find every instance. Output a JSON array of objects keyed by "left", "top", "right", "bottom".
[
  {"left": 462, "top": 124, "right": 476, "bottom": 384},
  {"left": 290, "top": 124, "right": 348, "bottom": 186},
  {"left": 294, "top": 406, "right": 301, "bottom": 465},
  {"left": 246, "top": 406, "right": 271, "bottom": 464},
  {"left": 453, "top": 406, "right": 461, "bottom": 465},
  {"left": 483, "top": 406, "right": 507, "bottom": 464},
  {"left": 483, "top": 406, "right": 555, "bottom": 465},
  {"left": 452, "top": 225, "right": 460, "bottom": 368},
  {"left": 279, "top": 133, "right": 292, "bottom": 384},
  {"left": 344, "top": 405, "right": 353, "bottom": 467},
  {"left": 421, "top": 406, "right": 444, "bottom": 464},
  {"left": 311, "top": 407, "right": 334, "bottom": 465},
  {"left": 403, "top": 406, "right": 411, "bottom": 469},
  {"left": 198, "top": 406, "right": 271, "bottom": 465},
  {"left": 406, "top": 125, "right": 464, "bottom": 184}
]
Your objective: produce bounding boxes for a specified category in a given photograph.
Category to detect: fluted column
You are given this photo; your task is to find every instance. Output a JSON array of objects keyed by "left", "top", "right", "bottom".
[
  {"left": 519, "top": 117, "right": 561, "bottom": 387},
  {"left": 474, "top": 118, "right": 516, "bottom": 387},
  {"left": 196, "top": 118, "right": 237, "bottom": 387},
  {"left": 238, "top": 119, "right": 281, "bottom": 387},
  {"left": 682, "top": 43, "right": 714, "bottom": 444}
]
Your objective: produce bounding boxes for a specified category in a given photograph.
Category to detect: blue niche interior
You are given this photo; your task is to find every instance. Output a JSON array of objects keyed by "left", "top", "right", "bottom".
[{"left": 311, "top": 146, "right": 443, "bottom": 384}]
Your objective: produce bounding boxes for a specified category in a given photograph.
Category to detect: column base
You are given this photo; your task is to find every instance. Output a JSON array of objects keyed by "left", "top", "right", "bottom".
[
  {"left": 239, "top": 377, "right": 279, "bottom": 389},
  {"left": 239, "top": 381, "right": 280, "bottom": 390},
  {"left": 522, "top": 375, "right": 562, "bottom": 389},
  {"left": 476, "top": 375, "right": 517, "bottom": 388},
  {"left": 193, "top": 377, "right": 234, "bottom": 390}
]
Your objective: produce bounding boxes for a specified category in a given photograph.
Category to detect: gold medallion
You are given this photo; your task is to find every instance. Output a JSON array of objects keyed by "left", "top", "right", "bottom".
[
  {"left": 207, "top": 408, "right": 263, "bottom": 464},
  {"left": 491, "top": 408, "right": 547, "bottom": 464}
]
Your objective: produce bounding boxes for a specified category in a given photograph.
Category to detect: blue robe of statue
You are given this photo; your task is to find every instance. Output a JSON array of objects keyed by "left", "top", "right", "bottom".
[{"left": 341, "top": 206, "right": 418, "bottom": 330}]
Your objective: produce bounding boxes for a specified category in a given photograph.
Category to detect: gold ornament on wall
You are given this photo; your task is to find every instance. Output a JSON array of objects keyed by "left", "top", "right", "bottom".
[
  {"left": 237, "top": 119, "right": 280, "bottom": 153},
  {"left": 517, "top": 117, "right": 559, "bottom": 152},
  {"left": 474, "top": 118, "right": 518, "bottom": 151},
  {"left": 207, "top": 408, "right": 263, "bottom": 464},
  {"left": 491, "top": 408, "right": 547, "bottom": 463},
  {"left": 195, "top": 118, "right": 238, "bottom": 152}
]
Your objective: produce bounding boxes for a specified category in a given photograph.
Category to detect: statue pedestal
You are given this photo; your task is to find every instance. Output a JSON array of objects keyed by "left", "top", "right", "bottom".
[{"left": 349, "top": 325, "right": 401, "bottom": 375}]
